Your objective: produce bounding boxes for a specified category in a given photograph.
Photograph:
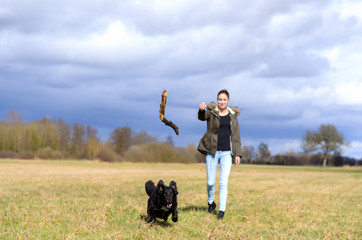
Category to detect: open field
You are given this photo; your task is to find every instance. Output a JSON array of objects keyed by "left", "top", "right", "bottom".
[{"left": 0, "top": 160, "right": 361, "bottom": 239}]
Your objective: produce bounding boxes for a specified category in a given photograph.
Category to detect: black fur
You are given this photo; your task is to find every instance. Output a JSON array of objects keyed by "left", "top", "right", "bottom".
[{"left": 145, "top": 180, "right": 178, "bottom": 223}]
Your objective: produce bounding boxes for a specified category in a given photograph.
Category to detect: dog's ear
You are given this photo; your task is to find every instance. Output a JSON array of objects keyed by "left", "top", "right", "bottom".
[
  {"left": 170, "top": 180, "right": 178, "bottom": 195},
  {"left": 156, "top": 180, "right": 165, "bottom": 194}
]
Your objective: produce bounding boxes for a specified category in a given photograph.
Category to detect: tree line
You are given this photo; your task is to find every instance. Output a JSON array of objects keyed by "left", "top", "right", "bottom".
[
  {"left": 240, "top": 124, "right": 360, "bottom": 166},
  {"left": 0, "top": 111, "right": 360, "bottom": 165},
  {"left": 0, "top": 110, "right": 100, "bottom": 159},
  {"left": 0, "top": 110, "right": 204, "bottom": 163},
  {"left": 240, "top": 143, "right": 359, "bottom": 166}
]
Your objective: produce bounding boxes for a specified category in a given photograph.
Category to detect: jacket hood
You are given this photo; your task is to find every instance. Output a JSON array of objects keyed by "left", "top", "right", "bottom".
[{"left": 207, "top": 102, "right": 240, "bottom": 116}]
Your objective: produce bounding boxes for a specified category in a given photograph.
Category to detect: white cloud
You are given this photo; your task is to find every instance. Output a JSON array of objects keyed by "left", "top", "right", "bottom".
[
  {"left": 88, "top": 21, "right": 134, "bottom": 47},
  {"left": 342, "top": 141, "right": 362, "bottom": 159},
  {"left": 339, "top": 0, "right": 362, "bottom": 19},
  {"left": 335, "top": 82, "right": 362, "bottom": 105}
]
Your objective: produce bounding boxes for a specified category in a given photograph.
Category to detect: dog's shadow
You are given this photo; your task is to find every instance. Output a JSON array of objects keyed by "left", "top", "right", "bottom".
[
  {"left": 179, "top": 205, "right": 207, "bottom": 212},
  {"left": 139, "top": 214, "right": 172, "bottom": 227},
  {"left": 140, "top": 205, "right": 209, "bottom": 226}
]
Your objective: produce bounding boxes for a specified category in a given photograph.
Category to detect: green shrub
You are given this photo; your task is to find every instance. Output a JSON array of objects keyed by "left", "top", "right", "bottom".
[
  {"left": 97, "top": 144, "right": 123, "bottom": 162},
  {"left": 19, "top": 151, "right": 34, "bottom": 159},
  {"left": 0, "top": 151, "right": 19, "bottom": 159},
  {"left": 124, "top": 142, "right": 202, "bottom": 163},
  {"left": 35, "top": 147, "right": 63, "bottom": 159}
]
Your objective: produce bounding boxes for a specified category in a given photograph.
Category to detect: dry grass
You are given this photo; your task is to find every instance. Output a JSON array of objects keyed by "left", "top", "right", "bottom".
[{"left": 0, "top": 159, "right": 361, "bottom": 239}]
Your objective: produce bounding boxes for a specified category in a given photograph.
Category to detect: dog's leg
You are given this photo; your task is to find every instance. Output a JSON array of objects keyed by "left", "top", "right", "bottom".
[
  {"left": 147, "top": 209, "right": 155, "bottom": 223},
  {"left": 147, "top": 215, "right": 155, "bottom": 223},
  {"left": 172, "top": 209, "right": 178, "bottom": 222}
]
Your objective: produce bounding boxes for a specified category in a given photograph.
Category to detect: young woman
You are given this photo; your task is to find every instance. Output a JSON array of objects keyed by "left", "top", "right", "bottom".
[{"left": 197, "top": 89, "right": 242, "bottom": 220}]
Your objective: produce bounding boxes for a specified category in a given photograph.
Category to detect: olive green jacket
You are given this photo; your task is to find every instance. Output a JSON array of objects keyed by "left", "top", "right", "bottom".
[{"left": 197, "top": 102, "right": 242, "bottom": 157}]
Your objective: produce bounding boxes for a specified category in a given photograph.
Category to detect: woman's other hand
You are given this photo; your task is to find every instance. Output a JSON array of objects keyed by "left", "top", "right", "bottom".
[{"left": 235, "top": 156, "right": 241, "bottom": 166}]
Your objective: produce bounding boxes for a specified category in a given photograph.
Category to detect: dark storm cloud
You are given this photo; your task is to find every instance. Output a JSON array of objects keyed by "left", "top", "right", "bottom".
[{"left": 1, "top": 0, "right": 362, "bottom": 157}]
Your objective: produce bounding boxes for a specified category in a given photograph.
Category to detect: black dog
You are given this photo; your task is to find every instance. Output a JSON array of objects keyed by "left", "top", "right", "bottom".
[{"left": 145, "top": 180, "right": 178, "bottom": 223}]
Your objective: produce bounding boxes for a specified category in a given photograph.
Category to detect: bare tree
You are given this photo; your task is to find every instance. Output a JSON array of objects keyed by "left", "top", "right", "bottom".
[
  {"left": 241, "top": 146, "right": 252, "bottom": 163},
  {"left": 86, "top": 125, "right": 100, "bottom": 159},
  {"left": 109, "top": 125, "right": 132, "bottom": 155},
  {"left": 57, "top": 118, "right": 70, "bottom": 153},
  {"left": 131, "top": 130, "right": 157, "bottom": 145},
  {"left": 165, "top": 134, "right": 174, "bottom": 147},
  {"left": 70, "top": 123, "right": 86, "bottom": 158},
  {"left": 302, "top": 124, "right": 347, "bottom": 167},
  {"left": 257, "top": 142, "right": 271, "bottom": 163},
  {"left": 5, "top": 110, "right": 22, "bottom": 123}
]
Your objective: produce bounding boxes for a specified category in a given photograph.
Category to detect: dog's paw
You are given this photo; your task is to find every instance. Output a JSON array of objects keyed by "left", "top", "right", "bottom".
[{"left": 172, "top": 216, "right": 178, "bottom": 222}]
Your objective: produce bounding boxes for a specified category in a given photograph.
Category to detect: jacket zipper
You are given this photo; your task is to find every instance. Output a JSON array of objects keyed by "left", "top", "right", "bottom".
[{"left": 230, "top": 117, "right": 233, "bottom": 156}]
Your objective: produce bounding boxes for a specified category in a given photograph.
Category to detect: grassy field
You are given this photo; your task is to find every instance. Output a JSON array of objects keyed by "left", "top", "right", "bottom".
[{"left": 0, "top": 160, "right": 361, "bottom": 239}]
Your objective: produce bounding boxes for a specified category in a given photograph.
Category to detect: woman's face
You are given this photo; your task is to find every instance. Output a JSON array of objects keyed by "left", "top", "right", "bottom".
[{"left": 217, "top": 93, "right": 229, "bottom": 110}]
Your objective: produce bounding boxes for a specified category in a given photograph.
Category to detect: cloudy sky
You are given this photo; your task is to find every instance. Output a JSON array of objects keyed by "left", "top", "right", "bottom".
[{"left": 1, "top": 0, "right": 362, "bottom": 158}]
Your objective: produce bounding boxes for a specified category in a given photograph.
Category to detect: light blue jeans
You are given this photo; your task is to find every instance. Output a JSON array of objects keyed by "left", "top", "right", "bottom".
[{"left": 206, "top": 150, "right": 232, "bottom": 212}]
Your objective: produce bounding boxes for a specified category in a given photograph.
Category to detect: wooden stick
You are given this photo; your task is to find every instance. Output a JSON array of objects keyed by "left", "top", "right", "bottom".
[{"left": 159, "top": 90, "right": 179, "bottom": 135}]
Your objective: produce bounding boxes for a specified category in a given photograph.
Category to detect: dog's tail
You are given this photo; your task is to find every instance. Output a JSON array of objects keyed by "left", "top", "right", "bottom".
[{"left": 145, "top": 180, "right": 155, "bottom": 197}]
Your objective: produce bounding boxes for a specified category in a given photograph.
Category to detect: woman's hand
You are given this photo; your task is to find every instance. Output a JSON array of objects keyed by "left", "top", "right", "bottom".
[
  {"left": 199, "top": 102, "right": 207, "bottom": 111},
  {"left": 235, "top": 156, "right": 240, "bottom": 166}
]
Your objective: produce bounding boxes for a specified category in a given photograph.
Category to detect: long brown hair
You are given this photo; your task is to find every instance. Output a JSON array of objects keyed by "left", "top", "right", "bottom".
[{"left": 217, "top": 89, "right": 229, "bottom": 99}]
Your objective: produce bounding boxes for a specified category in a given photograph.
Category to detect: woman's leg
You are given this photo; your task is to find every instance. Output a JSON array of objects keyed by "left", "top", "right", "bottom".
[
  {"left": 219, "top": 151, "right": 232, "bottom": 212},
  {"left": 206, "top": 152, "right": 218, "bottom": 205}
]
